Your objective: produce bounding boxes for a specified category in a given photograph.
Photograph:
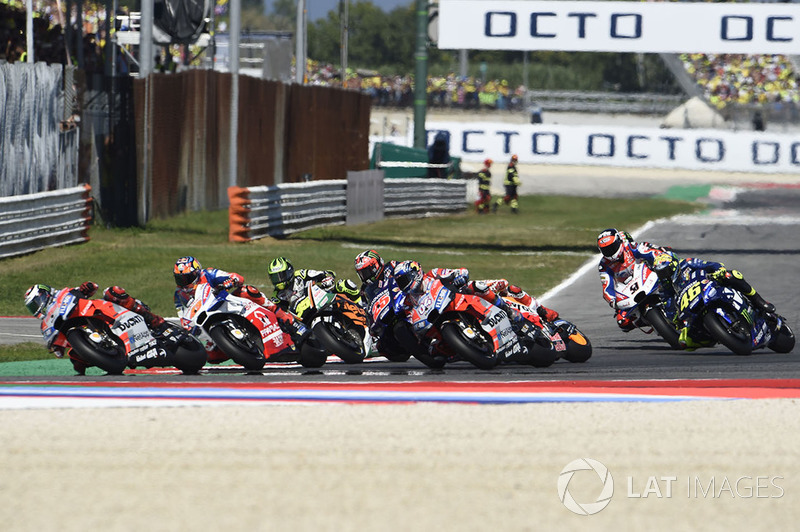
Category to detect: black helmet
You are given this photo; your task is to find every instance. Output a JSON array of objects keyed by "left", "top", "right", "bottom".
[{"left": 597, "top": 228, "right": 624, "bottom": 261}]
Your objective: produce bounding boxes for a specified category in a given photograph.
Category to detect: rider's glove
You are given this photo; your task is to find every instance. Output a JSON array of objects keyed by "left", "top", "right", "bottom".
[
  {"left": 335, "top": 279, "right": 360, "bottom": 300},
  {"left": 709, "top": 267, "right": 728, "bottom": 282},
  {"left": 221, "top": 277, "right": 241, "bottom": 291},
  {"left": 79, "top": 281, "right": 99, "bottom": 297},
  {"left": 537, "top": 305, "right": 559, "bottom": 322}
]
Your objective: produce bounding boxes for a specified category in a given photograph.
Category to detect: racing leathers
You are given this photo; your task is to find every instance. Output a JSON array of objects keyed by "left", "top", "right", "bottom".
[
  {"left": 360, "top": 259, "right": 399, "bottom": 306},
  {"left": 659, "top": 257, "right": 775, "bottom": 350},
  {"left": 175, "top": 267, "right": 309, "bottom": 345},
  {"left": 272, "top": 269, "right": 360, "bottom": 308},
  {"left": 598, "top": 240, "right": 669, "bottom": 331},
  {"left": 174, "top": 267, "right": 265, "bottom": 312},
  {"left": 425, "top": 268, "right": 528, "bottom": 328}
]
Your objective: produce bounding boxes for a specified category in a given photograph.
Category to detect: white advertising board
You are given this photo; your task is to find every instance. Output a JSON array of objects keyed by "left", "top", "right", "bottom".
[
  {"left": 438, "top": 1, "right": 800, "bottom": 54},
  {"left": 422, "top": 122, "right": 800, "bottom": 174}
]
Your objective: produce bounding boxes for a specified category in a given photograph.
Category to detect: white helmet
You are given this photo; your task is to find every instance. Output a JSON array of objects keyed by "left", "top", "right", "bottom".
[{"left": 24, "top": 284, "right": 53, "bottom": 317}]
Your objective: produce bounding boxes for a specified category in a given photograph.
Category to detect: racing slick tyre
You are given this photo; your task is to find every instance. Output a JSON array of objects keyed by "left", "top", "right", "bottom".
[
  {"left": 172, "top": 336, "right": 208, "bottom": 374},
  {"left": 298, "top": 336, "right": 329, "bottom": 368},
  {"left": 703, "top": 310, "right": 753, "bottom": 356},
  {"left": 768, "top": 320, "right": 796, "bottom": 354},
  {"left": 644, "top": 307, "right": 682, "bottom": 350},
  {"left": 313, "top": 321, "right": 365, "bottom": 364},
  {"left": 440, "top": 322, "right": 498, "bottom": 370},
  {"left": 66, "top": 327, "right": 128, "bottom": 375},
  {"left": 561, "top": 332, "right": 593, "bottom": 363},
  {"left": 208, "top": 322, "right": 267, "bottom": 370}
]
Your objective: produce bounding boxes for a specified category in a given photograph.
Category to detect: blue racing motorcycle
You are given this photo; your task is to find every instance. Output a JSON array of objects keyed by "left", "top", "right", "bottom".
[{"left": 674, "top": 275, "right": 795, "bottom": 356}]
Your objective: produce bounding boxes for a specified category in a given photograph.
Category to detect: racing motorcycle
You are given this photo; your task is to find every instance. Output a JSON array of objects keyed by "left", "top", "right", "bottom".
[
  {"left": 289, "top": 283, "right": 372, "bottom": 365},
  {"left": 39, "top": 288, "right": 207, "bottom": 375},
  {"left": 367, "top": 279, "right": 442, "bottom": 367},
  {"left": 503, "top": 297, "right": 592, "bottom": 363},
  {"left": 673, "top": 276, "right": 795, "bottom": 356},
  {"left": 398, "top": 277, "right": 544, "bottom": 370},
  {"left": 182, "top": 283, "right": 319, "bottom": 370},
  {"left": 613, "top": 260, "right": 681, "bottom": 349}
]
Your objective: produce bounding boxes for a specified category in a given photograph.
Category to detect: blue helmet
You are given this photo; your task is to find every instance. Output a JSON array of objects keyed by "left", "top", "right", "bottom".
[{"left": 394, "top": 260, "right": 423, "bottom": 294}]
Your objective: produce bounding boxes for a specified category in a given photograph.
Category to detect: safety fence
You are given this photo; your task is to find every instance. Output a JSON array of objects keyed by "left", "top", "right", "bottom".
[
  {"left": 0, "top": 185, "right": 93, "bottom": 260},
  {"left": 0, "top": 63, "right": 80, "bottom": 197},
  {"left": 228, "top": 177, "right": 467, "bottom": 241}
]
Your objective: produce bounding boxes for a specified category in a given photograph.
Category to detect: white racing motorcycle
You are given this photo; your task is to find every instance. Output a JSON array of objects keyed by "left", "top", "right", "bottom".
[{"left": 613, "top": 260, "right": 681, "bottom": 349}]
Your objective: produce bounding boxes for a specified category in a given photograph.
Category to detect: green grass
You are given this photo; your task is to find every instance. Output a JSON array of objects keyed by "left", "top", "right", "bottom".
[{"left": 0, "top": 194, "right": 702, "bottom": 365}]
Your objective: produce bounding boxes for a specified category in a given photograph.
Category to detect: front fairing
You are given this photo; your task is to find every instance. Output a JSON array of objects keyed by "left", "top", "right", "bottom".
[{"left": 613, "top": 261, "right": 660, "bottom": 313}]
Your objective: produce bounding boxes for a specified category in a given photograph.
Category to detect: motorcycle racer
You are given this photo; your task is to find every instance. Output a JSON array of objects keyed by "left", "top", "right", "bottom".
[
  {"left": 267, "top": 256, "right": 361, "bottom": 307},
  {"left": 24, "top": 282, "right": 171, "bottom": 374},
  {"left": 597, "top": 228, "right": 672, "bottom": 331},
  {"left": 174, "top": 256, "right": 309, "bottom": 344},
  {"left": 478, "top": 279, "right": 559, "bottom": 322},
  {"left": 354, "top": 249, "right": 399, "bottom": 305},
  {"left": 653, "top": 253, "right": 776, "bottom": 350},
  {"left": 173, "top": 256, "right": 266, "bottom": 312}
]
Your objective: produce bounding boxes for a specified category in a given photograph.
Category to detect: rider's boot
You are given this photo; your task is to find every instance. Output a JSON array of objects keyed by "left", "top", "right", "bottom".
[{"left": 747, "top": 290, "right": 776, "bottom": 314}]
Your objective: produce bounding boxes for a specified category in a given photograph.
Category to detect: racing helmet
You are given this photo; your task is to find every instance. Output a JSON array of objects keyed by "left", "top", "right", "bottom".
[
  {"left": 354, "top": 249, "right": 384, "bottom": 284},
  {"left": 268, "top": 257, "right": 295, "bottom": 290},
  {"left": 653, "top": 252, "right": 679, "bottom": 280},
  {"left": 174, "top": 256, "right": 202, "bottom": 288},
  {"left": 597, "top": 228, "right": 625, "bottom": 261},
  {"left": 24, "top": 284, "right": 53, "bottom": 317},
  {"left": 394, "top": 260, "right": 423, "bottom": 294}
]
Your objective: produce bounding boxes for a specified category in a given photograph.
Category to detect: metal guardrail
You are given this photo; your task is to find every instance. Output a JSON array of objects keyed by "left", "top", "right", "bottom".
[
  {"left": 228, "top": 178, "right": 467, "bottom": 241},
  {"left": 0, "top": 185, "right": 93, "bottom": 260},
  {"left": 384, "top": 179, "right": 469, "bottom": 217},
  {"left": 525, "top": 90, "right": 685, "bottom": 115}
]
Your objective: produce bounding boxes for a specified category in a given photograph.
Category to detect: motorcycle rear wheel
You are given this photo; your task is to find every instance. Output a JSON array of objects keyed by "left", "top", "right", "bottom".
[
  {"left": 562, "top": 331, "right": 593, "bottom": 363},
  {"left": 313, "top": 321, "right": 365, "bottom": 364},
  {"left": 172, "top": 336, "right": 208, "bottom": 374},
  {"left": 644, "top": 307, "right": 681, "bottom": 350},
  {"left": 66, "top": 328, "right": 128, "bottom": 375},
  {"left": 208, "top": 323, "right": 267, "bottom": 371},
  {"left": 703, "top": 311, "right": 753, "bottom": 356},
  {"left": 440, "top": 322, "right": 498, "bottom": 370}
]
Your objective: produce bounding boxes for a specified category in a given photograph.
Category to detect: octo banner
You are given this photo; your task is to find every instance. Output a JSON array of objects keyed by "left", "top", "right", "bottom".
[
  {"left": 438, "top": 0, "right": 800, "bottom": 54},
  {"left": 424, "top": 122, "right": 800, "bottom": 174}
]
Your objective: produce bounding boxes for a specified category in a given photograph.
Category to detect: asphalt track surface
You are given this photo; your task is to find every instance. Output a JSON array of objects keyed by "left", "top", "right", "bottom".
[{"left": 1, "top": 185, "right": 798, "bottom": 385}]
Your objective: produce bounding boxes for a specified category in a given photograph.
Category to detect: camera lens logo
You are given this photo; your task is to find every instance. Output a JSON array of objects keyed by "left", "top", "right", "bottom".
[{"left": 558, "top": 458, "right": 614, "bottom": 515}]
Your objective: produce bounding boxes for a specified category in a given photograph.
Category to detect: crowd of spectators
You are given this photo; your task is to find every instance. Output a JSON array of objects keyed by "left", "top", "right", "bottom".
[
  {"left": 681, "top": 53, "right": 799, "bottom": 109},
  {"left": 1, "top": 0, "right": 107, "bottom": 72},
  {"left": 302, "top": 59, "right": 530, "bottom": 111}
]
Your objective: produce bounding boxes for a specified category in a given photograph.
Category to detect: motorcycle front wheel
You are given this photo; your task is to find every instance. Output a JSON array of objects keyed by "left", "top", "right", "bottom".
[
  {"left": 560, "top": 327, "right": 593, "bottom": 363},
  {"left": 440, "top": 322, "right": 498, "bottom": 370},
  {"left": 66, "top": 327, "right": 128, "bottom": 375},
  {"left": 208, "top": 323, "right": 267, "bottom": 371},
  {"left": 644, "top": 307, "right": 682, "bottom": 350},
  {"left": 313, "top": 321, "right": 365, "bottom": 364},
  {"left": 768, "top": 319, "right": 795, "bottom": 354},
  {"left": 703, "top": 310, "right": 753, "bottom": 355}
]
